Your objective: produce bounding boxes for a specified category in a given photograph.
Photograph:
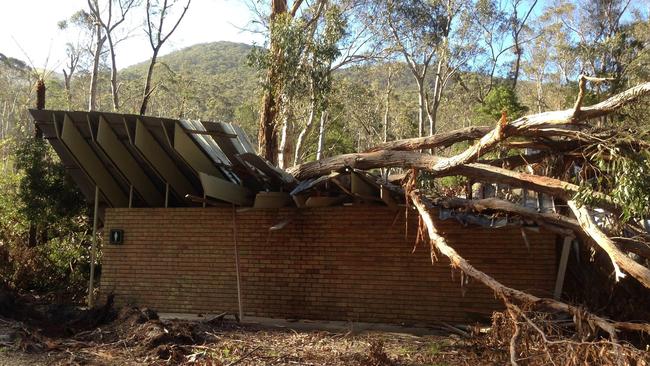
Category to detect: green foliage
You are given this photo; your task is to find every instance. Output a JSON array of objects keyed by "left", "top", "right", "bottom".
[
  {"left": 14, "top": 137, "right": 86, "bottom": 228},
  {"left": 478, "top": 85, "right": 528, "bottom": 122},
  {"left": 0, "top": 146, "right": 90, "bottom": 298},
  {"left": 121, "top": 42, "right": 260, "bottom": 140},
  {"left": 575, "top": 143, "right": 650, "bottom": 222}
]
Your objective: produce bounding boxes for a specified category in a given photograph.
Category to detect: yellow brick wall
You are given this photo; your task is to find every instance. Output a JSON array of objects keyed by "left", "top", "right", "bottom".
[{"left": 100, "top": 206, "right": 557, "bottom": 324}]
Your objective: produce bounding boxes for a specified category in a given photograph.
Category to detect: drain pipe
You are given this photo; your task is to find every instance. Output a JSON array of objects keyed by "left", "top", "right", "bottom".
[{"left": 232, "top": 205, "right": 244, "bottom": 321}]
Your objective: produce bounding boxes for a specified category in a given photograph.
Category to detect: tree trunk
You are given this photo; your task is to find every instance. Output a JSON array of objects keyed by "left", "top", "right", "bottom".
[
  {"left": 294, "top": 96, "right": 317, "bottom": 166},
  {"left": 568, "top": 201, "right": 650, "bottom": 289},
  {"left": 409, "top": 190, "right": 650, "bottom": 338},
  {"left": 417, "top": 77, "right": 426, "bottom": 138},
  {"left": 288, "top": 149, "right": 617, "bottom": 211},
  {"left": 140, "top": 48, "right": 160, "bottom": 115},
  {"left": 429, "top": 59, "right": 445, "bottom": 136},
  {"left": 383, "top": 66, "right": 393, "bottom": 143},
  {"left": 535, "top": 75, "right": 543, "bottom": 113},
  {"left": 511, "top": 42, "right": 522, "bottom": 90},
  {"left": 366, "top": 126, "right": 491, "bottom": 153},
  {"left": 316, "top": 110, "right": 328, "bottom": 160},
  {"left": 107, "top": 33, "right": 120, "bottom": 111},
  {"left": 88, "top": 24, "right": 104, "bottom": 111},
  {"left": 277, "top": 112, "right": 291, "bottom": 169},
  {"left": 258, "top": 0, "right": 288, "bottom": 165},
  {"left": 63, "top": 70, "right": 73, "bottom": 107}
]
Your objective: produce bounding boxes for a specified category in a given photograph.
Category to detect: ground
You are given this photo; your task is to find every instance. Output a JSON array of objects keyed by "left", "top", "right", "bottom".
[{"left": 0, "top": 308, "right": 508, "bottom": 366}]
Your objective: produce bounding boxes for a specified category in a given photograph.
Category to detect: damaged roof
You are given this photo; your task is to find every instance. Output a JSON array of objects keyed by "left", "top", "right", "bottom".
[
  {"left": 30, "top": 110, "right": 552, "bottom": 231},
  {"left": 29, "top": 110, "right": 404, "bottom": 213}
]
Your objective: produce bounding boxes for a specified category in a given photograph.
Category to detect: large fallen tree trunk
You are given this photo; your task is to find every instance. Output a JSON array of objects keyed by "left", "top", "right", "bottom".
[
  {"left": 568, "top": 201, "right": 650, "bottom": 287},
  {"left": 288, "top": 150, "right": 617, "bottom": 210},
  {"left": 364, "top": 81, "right": 650, "bottom": 176},
  {"left": 434, "top": 196, "right": 581, "bottom": 234},
  {"left": 435, "top": 196, "right": 650, "bottom": 259},
  {"left": 410, "top": 189, "right": 650, "bottom": 338},
  {"left": 365, "top": 126, "right": 491, "bottom": 152},
  {"left": 290, "top": 78, "right": 650, "bottom": 313}
]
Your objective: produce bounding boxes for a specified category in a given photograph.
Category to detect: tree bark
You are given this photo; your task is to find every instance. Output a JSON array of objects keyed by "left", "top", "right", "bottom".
[
  {"left": 428, "top": 81, "right": 650, "bottom": 175},
  {"left": 316, "top": 110, "right": 328, "bottom": 160},
  {"left": 410, "top": 190, "right": 650, "bottom": 338},
  {"left": 140, "top": 48, "right": 159, "bottom": 115},
  {"left": 383, "top": 66, "right": 393, "bottom": 143},
  {"left": 366, "top": 126, "right": 491, "bottom": 153},
  {"left": 106, "top": 32, "right": 120, "bottom": 111},
  {"left": 293, "top": 87, "right": 317, "bottom": 166},
  {"left": 258, "top": 0, "right": 288, "bottom": 165},
  {"left": 88, "top": 23, "right": 105, "bottom": 111},
  {"left": 416, "top": 77, "right": 426, "bottom": 138},
  {"left": 288, "top": 149, "right": 618, "bottom": 211},
  {"left": 277, "top": 112, "right": 291, "bottom": 169},
  {"left": 568, "top": 201, "right": 650, "bottom": 289}
]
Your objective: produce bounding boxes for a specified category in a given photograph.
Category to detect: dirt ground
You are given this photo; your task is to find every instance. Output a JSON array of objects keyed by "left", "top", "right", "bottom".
[
  {"left": 1, "top": 287, "right": 648, "bottom": 366},
  {"left": 0, "top": 310, "right": 505, "bottom": 366}
]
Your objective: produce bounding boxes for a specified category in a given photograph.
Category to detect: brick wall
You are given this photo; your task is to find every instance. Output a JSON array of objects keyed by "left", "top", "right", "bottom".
[{"left": 101, "top": 206, "right": 557, "bottom": 324}]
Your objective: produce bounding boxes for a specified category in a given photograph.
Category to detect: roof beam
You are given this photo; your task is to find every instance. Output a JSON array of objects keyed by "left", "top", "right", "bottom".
[
  {"left": 96, "top": 116, "right": 164, "bottom": 207},
  {"left": 60, "top": 114, "right": 128, "bottom": 207},
  {"left": 134, "top": 119, "right": 198, "bottom": 200}
]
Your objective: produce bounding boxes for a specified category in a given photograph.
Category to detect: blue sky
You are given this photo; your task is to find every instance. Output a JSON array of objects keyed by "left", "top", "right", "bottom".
[{"left": 0, "top": 0, "right": 263, "bottom": 70}]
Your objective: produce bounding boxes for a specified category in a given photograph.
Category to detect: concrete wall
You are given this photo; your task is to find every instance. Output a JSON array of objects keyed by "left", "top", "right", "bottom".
[{"left": 100, "top": 206, "right": 557, "bottom": 325}]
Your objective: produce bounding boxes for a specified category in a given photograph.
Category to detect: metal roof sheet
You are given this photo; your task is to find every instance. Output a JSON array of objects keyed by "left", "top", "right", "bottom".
[{"left": 29, "top": 109, "right": 277, "bottom": 210}]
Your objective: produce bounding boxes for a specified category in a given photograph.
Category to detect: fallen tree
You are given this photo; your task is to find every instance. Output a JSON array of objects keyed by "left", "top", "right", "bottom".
[
  {"left": 409, "top": 187, "right": 650, "bottom": 338},
  {"left": 290, "top": 78, "right": 650, "bottom": 363}
]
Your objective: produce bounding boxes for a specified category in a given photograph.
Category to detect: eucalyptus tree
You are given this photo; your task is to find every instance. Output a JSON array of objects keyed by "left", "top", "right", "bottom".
[
  {"left": 381, "top": 0, "right": 447, "bottom": 137},
  {"left": 455, "top": 0, "right": 537, "bottom": 107},
  {"left": 506, "top": 0, "right": 538, "bottom": 89},
  {"left": 255, "top": 0, "right": 308, "bottom": 165},
  {"left": 140, "top": 0, "right": 191, "bottom": 115},
  {"left": 292, "top": 0, "right": 378, "bottom": 165},
  {"left": 426, "top": 0, "right": 479, "bottom": 135},
  {"left": 251, "top": 0, "right": 370, "bottom": 167},
  {"left": 555, "top": 0, "right": 647, "bottom": 93},
  {"left": 61, "top": 43, "right": 81, "bottom": 108},
  {"left": 87, "top": 0, "right": 140, "bottom": 111},
  {"left": 59, "top": 9, "right": 105, "bottom": 111}
]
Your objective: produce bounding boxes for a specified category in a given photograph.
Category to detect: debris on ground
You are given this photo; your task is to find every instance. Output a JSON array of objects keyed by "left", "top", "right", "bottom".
[{"left": 0, "top": 293, "right": 648, "bottom": 366}]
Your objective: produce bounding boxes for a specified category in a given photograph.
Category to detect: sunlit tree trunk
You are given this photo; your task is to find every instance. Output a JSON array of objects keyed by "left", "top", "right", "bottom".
[
  {"left": 258, "top": 0, "right": 288, "bottom": 164},
  {"left": 293, "top": 90, "right": 316, "bottom": 166},
  {"left": 88, "top": 23, "right": 104, "bottom": 111},
  {"left": 316, "top": 110, "right": 328, "bottom": 160}
]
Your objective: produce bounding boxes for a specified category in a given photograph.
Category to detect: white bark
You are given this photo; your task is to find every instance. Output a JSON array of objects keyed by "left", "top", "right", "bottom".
[
  {"left": 277, "top": 113, "right": 290, "bottom": 169},
  {"left": 88, "top": 23, "right": 105, "bottom": 111},
  {"left": 293, "top": 98, "right": 316, "bottom": 166},
  {"left": 316, "top": 110, "right": 328, "bottom": 160}
]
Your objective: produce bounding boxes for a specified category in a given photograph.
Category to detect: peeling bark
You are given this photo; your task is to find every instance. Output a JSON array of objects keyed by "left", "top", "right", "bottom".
[
  {"left": 288, "top": 150, "right": 616, "bottom": 210},
  {"left": 410, "top": 190, "right": 650, "bottom": 338},
  {"left": 366, "top": 126, "right": 491, "bottom": 153},
  {"left": 569, "top": 201, "right": 650, "bottom": 289}
]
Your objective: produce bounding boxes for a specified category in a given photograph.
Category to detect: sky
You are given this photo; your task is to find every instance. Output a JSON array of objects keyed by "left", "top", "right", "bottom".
[{"left": 0, "top": 0, "right": 263, "bottom": 70}]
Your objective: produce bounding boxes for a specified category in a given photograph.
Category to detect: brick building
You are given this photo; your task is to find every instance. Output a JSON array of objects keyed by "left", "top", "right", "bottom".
[{"left": 31, "top": 110, "right": 560, "bottom": 325}]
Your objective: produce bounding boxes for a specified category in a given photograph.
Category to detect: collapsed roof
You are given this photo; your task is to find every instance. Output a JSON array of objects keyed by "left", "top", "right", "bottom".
[{"left": 29, "top": 109, "right": 405, "bottom": 216}]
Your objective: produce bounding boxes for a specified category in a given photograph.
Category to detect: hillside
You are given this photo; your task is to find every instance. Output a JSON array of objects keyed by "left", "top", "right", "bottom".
[{"left": 122, "top": 41, "right": 257, "bottom": 78}]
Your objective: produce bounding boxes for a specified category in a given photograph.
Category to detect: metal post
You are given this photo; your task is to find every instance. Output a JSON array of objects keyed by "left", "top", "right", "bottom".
[
  {"left": 88, "top": 186, "right": 100, "bottom": 307},
  {"left": 164, "top": 183, "right": 170, "bottom": 208},
  {"left": 554, "top": 236, "right": 573, "bottom": 299},
  {"left": 232, "top": 205, "right": 244, "bottom": 321}
]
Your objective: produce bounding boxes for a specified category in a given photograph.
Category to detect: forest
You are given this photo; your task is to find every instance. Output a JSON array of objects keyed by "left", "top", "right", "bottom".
[{"left": 1, "top": 0, "right": 650, "bottom": 364}]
